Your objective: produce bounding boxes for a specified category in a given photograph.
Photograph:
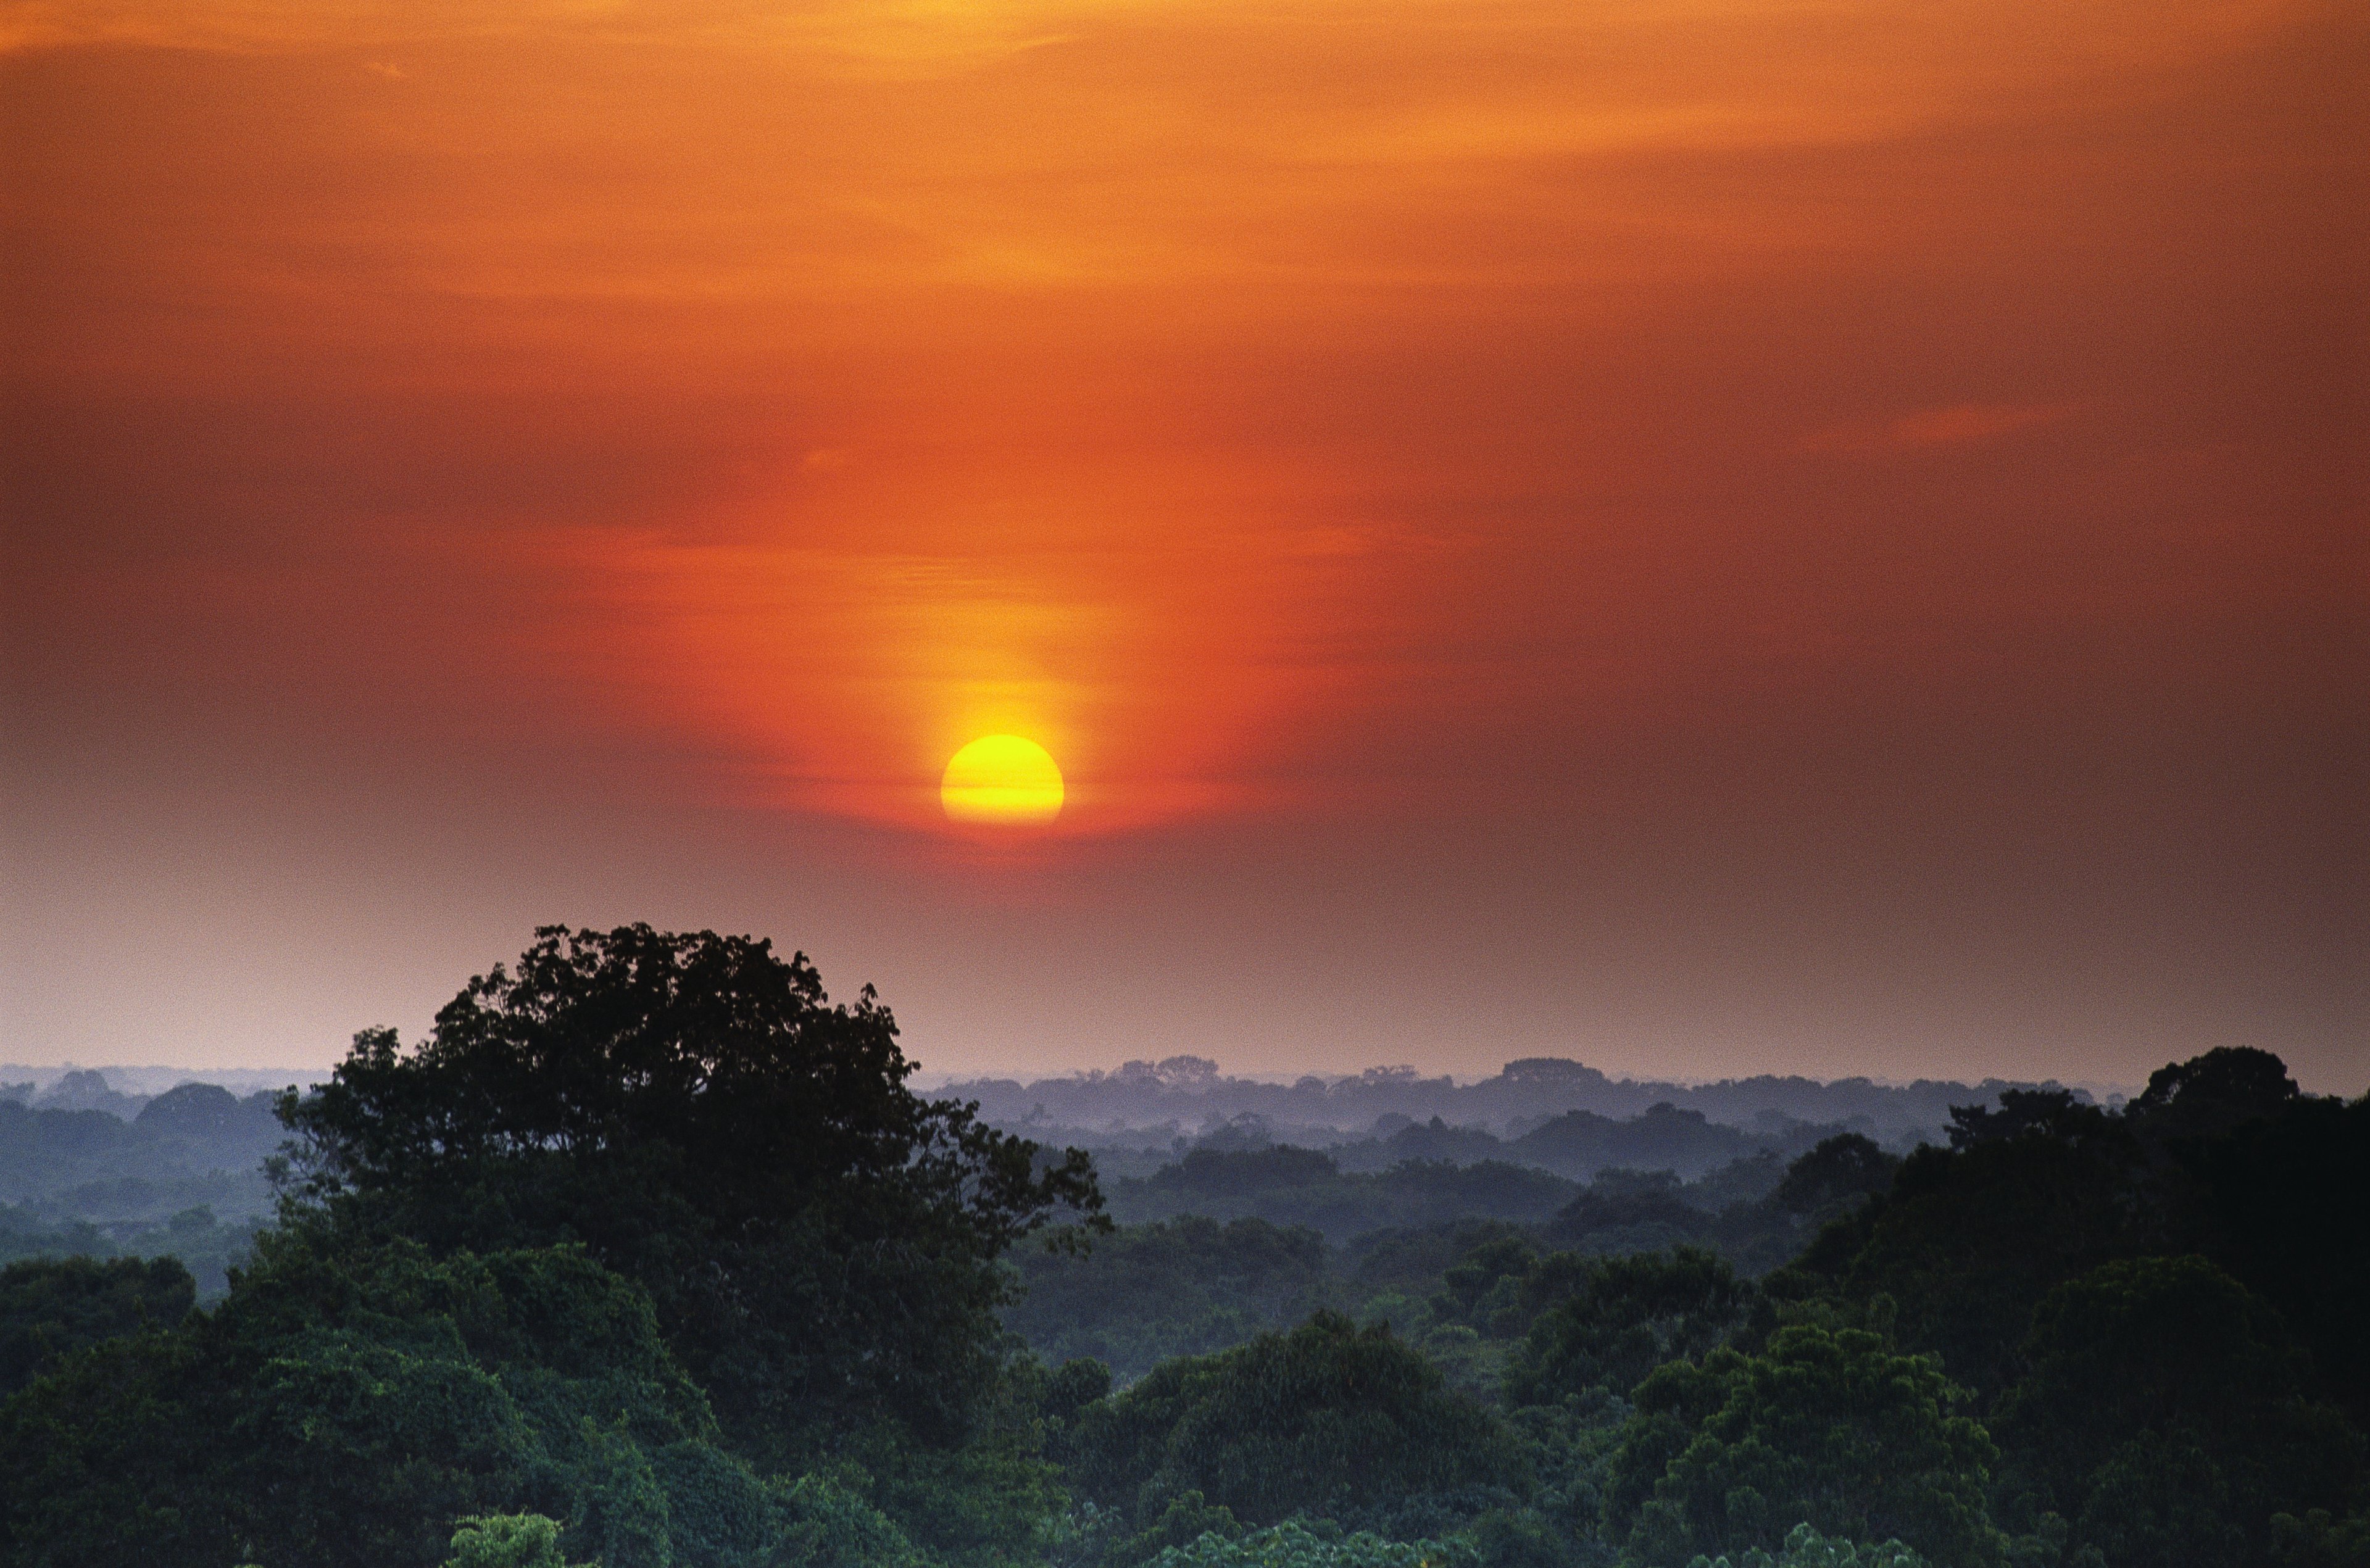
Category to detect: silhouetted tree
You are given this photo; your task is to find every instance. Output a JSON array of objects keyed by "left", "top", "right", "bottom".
[
  {"left": 2172, "top": 1091, "right": 2370, "bottom": 1424},
  {"left": 1943, "top": 1089, "right": 2108, "bottom": 1151},
  {"left": 2127, "top": 1047, "right": 2298, "bottom": 1143},
  {"left": 1781, "top": 1117, "right": 2143, "bottom": 1400},
  {"left": 1770, "top": 1135, "right": 1897, "bottom": 1218},
  {"left": 1990, "top": 1256, "right": 2362, "bottom": 1567},
  {"left": 278, "top": 925, "right": 1102, "bottom": 1466}
]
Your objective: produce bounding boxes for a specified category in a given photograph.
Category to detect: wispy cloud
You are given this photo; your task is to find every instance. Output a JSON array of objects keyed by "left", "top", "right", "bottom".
[{"left": 1800, "top": 402, "right": 2086, "bottom": 455}]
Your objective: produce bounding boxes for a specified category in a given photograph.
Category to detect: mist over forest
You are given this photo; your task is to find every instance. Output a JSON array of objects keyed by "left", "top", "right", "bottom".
[
  {"left": 934, "top": 1057, "right": 2094, "bottom": 1150},
  {"left": 2, "top": 927, "right": 2363, "bottom": 1568},
  {"left": 0, "top": 1049, "right": 2093, "bottom": 1294}
]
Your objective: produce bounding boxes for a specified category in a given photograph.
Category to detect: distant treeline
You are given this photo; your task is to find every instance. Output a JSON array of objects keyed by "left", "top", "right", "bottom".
[
  {"left": 1, "top": 1065, "right": 320, "bottom": 1118},
  {"left": 1090, "top": 1137, "right": 1829, "bottom": 1250},
  {"left": 0, "top": 1064, "right": 1870, "bottom": 1311},
  {"left": 1098, "top": 1099, "right": 1873, "bottom": 1191},
  {"left": 0, "top": 1084, "right": 283, "bottom": 1292},
  {"left": 944, "top": 1056, "right": 2106, "bottom": 1144},
  {"left": 1006, "top": 1139, "right": 1885, "bottom": 1379}
]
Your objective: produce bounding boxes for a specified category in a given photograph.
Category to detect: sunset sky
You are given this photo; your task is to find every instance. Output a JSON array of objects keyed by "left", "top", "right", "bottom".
[{"left": 3, "top": 0, "right": 2364, "bottom": 1090}]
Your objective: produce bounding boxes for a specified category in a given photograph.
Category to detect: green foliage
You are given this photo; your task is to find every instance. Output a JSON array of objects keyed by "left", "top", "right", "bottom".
[
  {"left": 1078, "top": 1488, "right": 1247, "bottom": 1568},
  {"left": 278, "top": 924, "right": 1103, "bottom": 1466},
  {"left": 1679, "top": 1520, "right": 1931, "bottom": 1568},
  {"left": 0, "top": 1232, "right": 876, "bottom": 1568},
  {"left": 855, "top": 1411, "right": 1071, "bottom": 1568},
  {"left": 1505, "top": 1248, "right": 1753, "bottom": 1406},
  {"left": 2063, "top": 1427, "right": 2248, "bottom": 1568},
  {"left": 2272, "top": 1509, "right": 2370, "bottom": 1568},
  {"left": 1004, "top": 1217, "right": 1335, "bottom": 1380},
  {"left": 1780, "top": 1118, "right": 2140, "bottom": 1403},
  {"left": 1358, "top": 1237, "right": 1766, "bottom": 1408},
  {"left": 443, "top": 1513, "right": 572, "bottom": 1568},
  {"left": 0, "top": 1205, "right": 115, "bottom": 1267},
  {"left": 1373, "top": 1231, "right": 1550, "bottom": 1394},
  {"left": 1155, "top": 1519, "right": 1478, "bottom": 1568},
  {"left": 1063, "top": 1310, "right": 1526, "bottom": 1531},
  {"left": 1537, "top": 1154, "right": 1881, "bottom": 1282},
  {"left": 1109, "top": 1151, "right": 1578, "bottom": 1243},
  {"left": 776, "top": 1470, "right": 926, "bottom": 1568},
  {"left": 1428, "top": 1234, "right": 1550, "bottom": 1339},
  {"left": 1797, "top": 1052, "right": 2365, "bottom": 1419},
  {"left": 0, "top": 1253, "right": 194, "bottom": 1393},
  {"left": 1767, "top": 1139, "right": 1897, "bottom": 1223},
  {"left": 1508, "top": 1106, "right": 1778, "bottom": 1185},
  {"left": 1461, "top": 1501, "right": 1603, "bottom": 1568},
  {"left": 1342, "top": 1221, "right": 1535, "bottom": 1310},
  {"left": 1990, "top": 1256, "right": 2362, "bottom": 1567},
  {"left": 1043, "top": 1356, "right": 1115, "bottom": 1420},
  {"left": 0, "top": 1082, "right": 282, "bottom": 1299},
  {"left": 1940, "top": 1090, "right": 2114, "bottom": 1153},
  {"left": 1607, "top": 1327, "right": 2003, "bottom": 1568},
  {"left": 2172, "top": 1092, "right": 2370, "bottom": 1424},
  {"left": 139, "top": 1203, "right": 264, "bottom": 1296},
  {"left": 1769, "top": 1053, "right": 2370, "bottom": 1565},
  {"left": 1538, "top": 1174, "right": 1716, "bottom": 1259}
]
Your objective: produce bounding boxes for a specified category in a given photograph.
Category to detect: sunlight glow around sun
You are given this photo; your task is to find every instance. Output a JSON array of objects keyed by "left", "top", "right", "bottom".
[{"left": 941, "top": 735, "right": 1065, "bottom": 825}]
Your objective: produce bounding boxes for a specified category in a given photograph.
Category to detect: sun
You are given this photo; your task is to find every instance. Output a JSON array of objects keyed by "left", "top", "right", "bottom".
[{"left": 941, "top": 734, "right": 1065, "bottom": 825}]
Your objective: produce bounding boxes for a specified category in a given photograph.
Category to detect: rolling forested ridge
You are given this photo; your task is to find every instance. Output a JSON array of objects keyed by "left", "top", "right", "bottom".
[{"left": 1, "top": 928, "right": 2364, "bottom": 1568}]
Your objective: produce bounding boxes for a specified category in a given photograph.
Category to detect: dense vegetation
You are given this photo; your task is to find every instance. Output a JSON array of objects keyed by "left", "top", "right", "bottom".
[{"left": 1, "top": 926, "right": 2362, "bottom": 1568}]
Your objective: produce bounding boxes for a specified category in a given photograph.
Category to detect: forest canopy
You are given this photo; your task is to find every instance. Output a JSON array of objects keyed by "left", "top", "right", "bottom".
[{"left": 1, "top": 929, "right": 2363, "bottom": 1568}]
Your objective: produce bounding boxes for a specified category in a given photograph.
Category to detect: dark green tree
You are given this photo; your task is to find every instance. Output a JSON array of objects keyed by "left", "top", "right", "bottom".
[
  {"left": 1989, "top": 1255, "right": 2363, "bottom": 1567},
  {"left": 1425, "top": 1233, "right": 1544, "bottom": 1340},
  {"left": 1779, "top": 1053, "right": 2369, "bottom": 1437},
  {"left": 0, "top": 1253, "right": 194, "bottom": 1394},
  {"left": 441, "top": 1514, "right": 574, "bottom": 1568},
  {"left": 1607, "top": 1326, "right": 2003, "bottom": 1568},
  {"left": 1504, "top": 1247, "right": 1753, "bottom": 1406},
  {"left": 2169, "top": 1091, "right": 2370, "bottom": 1424},
  {"left": 2270, "top": 1508, "right": 2370, "bottom": 1568},
  {"left": 1942, "top": 1089, "right": 2110, "bottom": 1151},
  {"left": 1002, "top": 1216, "right": 1332, "bottom": 1380},
  {"left": 0, "top": 1232, "right": 812, "bottom": 1567},
  {"left": 0, "top": 1230, "right": 944, "bottom": 1568},
  {"left": 1769, "top": 1135, "right": 1898, "bottom": 1221},
  {"left": 277, "top": 924, "right": 1101, "bottom": 1465},
  {"left": 1780, "top": 1116, "right": 2142, "bottom": 1401},
  {"left": 1539, "top": 1172, "right": 1714, "bottom": 1258},
  {"left": 2126, "top": 1047, "right": 2299, "bottom": 1144},
  {"left": 1063, "top": 1311, "right": 1527, "bottom": 1533}
]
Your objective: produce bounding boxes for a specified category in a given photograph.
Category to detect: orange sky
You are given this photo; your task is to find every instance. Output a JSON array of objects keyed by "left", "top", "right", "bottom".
[{"left": 3, "top": 0, "right": 2364, "bottom": 1087}]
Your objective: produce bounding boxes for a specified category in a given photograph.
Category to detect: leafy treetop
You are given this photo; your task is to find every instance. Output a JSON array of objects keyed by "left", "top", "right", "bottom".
[{"left": 278, "top": 924, "right": 1103, "bottom": 1464}]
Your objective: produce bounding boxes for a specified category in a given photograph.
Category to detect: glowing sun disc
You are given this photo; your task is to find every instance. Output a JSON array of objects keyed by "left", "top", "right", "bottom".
[{"left": 941, "top": 735, "right": 1065, "bottom": 824}]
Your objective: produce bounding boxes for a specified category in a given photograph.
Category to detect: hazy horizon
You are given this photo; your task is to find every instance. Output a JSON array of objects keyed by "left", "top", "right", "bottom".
[{"left": 0, "top": 1049, "right": 2205, "bottom": 1107}]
